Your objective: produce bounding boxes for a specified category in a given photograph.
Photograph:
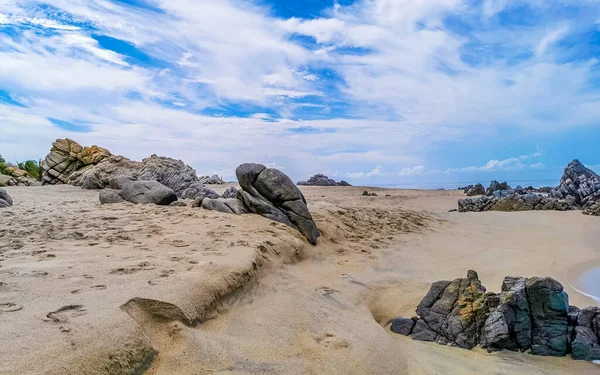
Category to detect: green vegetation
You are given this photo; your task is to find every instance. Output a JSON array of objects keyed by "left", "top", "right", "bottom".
[
  {"left": 0, "top": 154, "right": 7, "bottom": 175},
  {"left": 17, "top": 159, "right": 43, "bottom": 180}
]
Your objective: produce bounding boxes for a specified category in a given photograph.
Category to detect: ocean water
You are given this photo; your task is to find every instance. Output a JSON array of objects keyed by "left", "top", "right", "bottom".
[
  {"left": 569, "top": 260, "right": 600, "bottom": 303},
  {"left": 375, "top": 179, "right": 559, "bottom": 190}
]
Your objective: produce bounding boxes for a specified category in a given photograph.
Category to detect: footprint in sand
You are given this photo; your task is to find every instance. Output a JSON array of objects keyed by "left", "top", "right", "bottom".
[
  {"left": 315, "top": 332, "right": 349, "bottom": 349},
  {"left": 0, "top": 302, "right": 23, "bottom": 313},
  {"left": 46, "top": 305, "right": 86, "bottom": 323}
]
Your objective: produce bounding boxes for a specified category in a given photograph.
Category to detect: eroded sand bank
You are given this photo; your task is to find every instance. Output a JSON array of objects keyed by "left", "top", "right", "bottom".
[{"left": 1, "top": 185, "right": 598, "bottom": 374}]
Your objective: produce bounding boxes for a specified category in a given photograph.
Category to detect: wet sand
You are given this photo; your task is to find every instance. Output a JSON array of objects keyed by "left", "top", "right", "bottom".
[{"left": 0, "top": 185, "right": 599, "bottom": 374}]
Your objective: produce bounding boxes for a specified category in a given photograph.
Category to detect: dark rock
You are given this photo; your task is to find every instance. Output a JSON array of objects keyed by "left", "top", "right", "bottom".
[
  {"left": 198, "top": 174, "right": 225, "bottom": 184},
  {"left": 458, "top": 192, "right": 576, "bottom": 213},
  {"left": 99, "top": 189, "right": 124, "bottom": 204},
  {"left": 486, "top": 181, "right": 511, "bottom": 196},
  {"left": 551, "top": 159, "right": 600, "bottom": 205},
  {"left": 236, "top": 163, "right": 319, "bottom": 245},
  {"left": 571, "top": 307, "right": 600, "bottom": 360},
  {"left": 390, "top": 317, "right": 416, "bottom": 336},
  {"left": 583, "top": 201, "right": 600, "bottom": 216},
  {"left": 361, "top": 190, "right": 378, "bottom": 197},
  {"left": 116, "top": 179, "right": 178, "bottom": 205},
  {"left": 466, "top": 184, "right": 485, "bottom": 196},
  {"left": 0, "top": 188, "right": 13, "bottom": 207},
  {"left": 297, "top": 174, "right": 352, "bottom": 186},
  {"left": 222, "top": 186, "right": 238, "bottom": 199},
  {"left": 412, "top": 319, "right": 438, "bottom": 342},
  {"left": 526, "top": 277, "right": 569, "bottom": 357}
]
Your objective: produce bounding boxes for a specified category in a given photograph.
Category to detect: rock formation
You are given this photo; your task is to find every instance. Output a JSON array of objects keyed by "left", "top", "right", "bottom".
[
  {"left": 583, "top": 201, "right": 600, "bottom": 216},
  {"left": 99, "top": 177, "right": 177, "bottom": 205},
  {"left": 0, "top": 188, "right": 13, "bottom": 208},
  {"left": 222, "top": 186, "right": 238, "bottom": 199},
  {"left": 458, "top": 193, "right": 574, "bottom": 213},
  {"left": 390, "top": 271, "right": 600, "bottom": 361},
  {"left": 41, "top": 139, "right": 110, "bottom": 185},
  {"left": 198, "top": 174, "right": 225, "bottom": 184},
  {"left": 486, "top": 180, "right": 511, "bottom": 196},
  {"left": 0, "top": 174, "right": 41, "bottom": 187},
  {"left": 466, "top": 184, "right": 485, "bottom": 196},
  {"left": 551, "top": 159, "right": 600, "bottom": 205},
  {"left": 297, "top": 174, "right": 351, "bottom": 186}
]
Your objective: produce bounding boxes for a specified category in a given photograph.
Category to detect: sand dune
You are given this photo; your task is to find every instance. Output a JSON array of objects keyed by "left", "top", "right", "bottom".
[{"left": 0, "top": 185, "right": 598, "bottom": 374}]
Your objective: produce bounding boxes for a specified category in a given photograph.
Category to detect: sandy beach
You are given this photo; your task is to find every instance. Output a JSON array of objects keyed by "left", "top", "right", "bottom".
[{"left": 1, "top": 185, "right": 599, "bottom": 375}]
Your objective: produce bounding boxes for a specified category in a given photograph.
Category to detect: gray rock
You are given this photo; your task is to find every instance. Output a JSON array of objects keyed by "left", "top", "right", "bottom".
[
  {"left": 198, "top": 174, "right": 225, "bottom": 184},
  {"left": 297, "top": 174, "right": 352, "bottom": 187},
  {"left": 0, "top": 175, "right": 16, "bottom": 187},
  {"left": 390, "top": 317, "right": 417, "bottom": 336},
  {"left": 169, "top": 201, "right": 187, "bottom": 207},
  {"left": 236, "top": 163, "right": 319, "bottom": 245},
  {"left": 466, "top": 184, "right": 485, "bottom": 196},
  {"left": 201, "top": 198, "right": 250, "bottom": 214},
  {"left": 0, "top": 188, "right": 13, "bottom": 207},
  {"left": 412, "top": 319, "right": 438, "bottom": 342},
  {"left": 99, "top": 189, "right": 124, "bottom": 204},
  {"left": 222, "top": 186, "right": 238, "bottom": 199},
  {"left": 458, "top": 192, "right": 576, "bottom": 213},
  {"left": 583, "top": 201, "right": 600, "bottom": 216},
  {"left": 486, "top": 181, "right": 511, "bottom": 196},
  {"left": 526, "top": 277, "right": 569, "bottom": 357},
  {"left": 571, "top": 307, "right": 600, "bottom": 361},
  {"left": 551, "top": 159, "right": 600, "bottom": 205},
  {"left": 119, "top": 179, "right": 178, "bottom": 205}
]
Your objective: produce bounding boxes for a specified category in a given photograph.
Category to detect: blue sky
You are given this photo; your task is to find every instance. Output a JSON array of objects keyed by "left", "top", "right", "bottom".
[{"left": 1, "top": 0, "right": 599, "bottom": 187}]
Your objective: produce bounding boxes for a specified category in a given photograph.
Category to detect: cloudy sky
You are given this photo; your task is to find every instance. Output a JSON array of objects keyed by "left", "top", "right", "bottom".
[{"left": 1, "top": 0, "right": 599, "bottom": 187}]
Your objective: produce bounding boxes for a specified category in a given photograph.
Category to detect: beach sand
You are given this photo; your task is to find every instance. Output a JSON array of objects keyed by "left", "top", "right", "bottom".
[{"left": 1, "top": 185, "right": 598, "bottom": 375}]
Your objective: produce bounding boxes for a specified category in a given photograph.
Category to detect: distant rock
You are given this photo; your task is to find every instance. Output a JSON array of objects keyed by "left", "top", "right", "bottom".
[
  {"left": 390, "top": 271, "right": 600, "bottom": 361},
  {"left": 297, "top": 174, "right": 352, "bottom": 187},
  {"left": 486, "top": 180, "right": 511, "bottom": 196},
  {"left": 198, "top": 174, "right": 225, "bottom": 184},
  {"left": 99, "top": 178, "right": 177, "bottom": 205},
  {"left": 458, "top": 192, "right": 574, "bottom": 212},
  {"left": 222, "top": 186, "right": 238, "bottom": 199},
  {"left": 0, "top": 188, "right": 13, "bottom": 208},
  {"left": 551, "top": 159, "right": 600, "bottom": 205},
  {"left": 466, "top": 184, "right": 485, "bottom": 196},
  {"left": 361, "top": 190, "right": 378, "bottom": 197}
]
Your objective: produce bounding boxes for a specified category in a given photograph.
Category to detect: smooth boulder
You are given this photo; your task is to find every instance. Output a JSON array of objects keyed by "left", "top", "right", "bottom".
[
  {"left": 0, "top": 188, "right": 13, "bottom": 207},
  {"left": 100, "top": 178, "right": 177, "bottom": 205}
]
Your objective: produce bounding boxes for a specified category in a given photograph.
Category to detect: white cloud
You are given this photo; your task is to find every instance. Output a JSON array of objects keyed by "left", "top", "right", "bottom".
[
  {"left": 366, "top": 165, "right": 384, "bottom": 177},
  {"left": 399, "top": 165, "right": 425, "bottom": 176},
  {"left": 346, "top": 172, "right": 364, "bottom": 178},
  {"left": 443, "top": 151, "right": 545, "bottom": 173},
  {"left": 535, "top": 25, "right": 569, "bottom": 56}
]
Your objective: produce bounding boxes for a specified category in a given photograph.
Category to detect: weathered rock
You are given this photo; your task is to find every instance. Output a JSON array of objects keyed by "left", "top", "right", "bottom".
[
  {"left": 222, "top": 186, "right": 238, "bottom": 199},
  {"left": 201, "top": 198, "right": 250, "bottom": 214},
  {"left": 236, "top": 163, "right": 319, "bottom": 245},
  {"left": 526, "top": 277, "right": 569, "bottom": 357},
  {"left": 458, "top": 192, "right": 574, "bottom": 213},
  {"left": 169, "top": 201, "right": 188, "bottom": 207},
  {"left": 413, "top": 271, "right": 489, "bottom": 349},
  {"left": 466, "top": 184, "right": 485, "bottom": 196},
  {"left": 551, "top": 159, "right": 600, "bottom": 205},
  {"left": 108, "top": 179, "right": 178, "bottom": 205},
  {"left": 99, "top": 189, "right": 124, "bottom": 204},
  {"left": 571, "top": 307, "right": 600, "bottom": 360},
  {"left": 297, "top": 174, "right": 352, "bottom": 187},
  {"left": 583, "top": 201, "right": 600, "bottom": 216},
  {"left": 0, "top": 175, "right": 16, "bottom": 187},
  {"left": 486, "top": 181, "right": 511, "bottom": 196},
  {"left": 198, "top": 174, "right": 225, "bottom": 184},
  {"left": 0, "top": 188, "right": 13, "bottom": 207},
  {"left": 390, "top": 317, "right": 417, "bottom": 336},
  {"left": 481, "top": 277, "right": 531, "bottom": 352},
  {"left": 42, "top": 139, "right": 110, "bottom": 184},
  {"left": 412, "top": 319, "right": 438, "bottom": 342},
  {"left": 5, "top": 166, "right": 27, "bottom": 178}
]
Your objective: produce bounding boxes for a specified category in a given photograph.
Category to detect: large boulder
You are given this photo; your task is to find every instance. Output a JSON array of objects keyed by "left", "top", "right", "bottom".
[
  {"left": 41, "top": 139, "right": 110, "bottom": 184},
  {"left": 297, "top": 174, "right": 351, "bottom": 187},
  {"left": 525, "top": 277, "right": 569, "bottom": 357},
  {"left": 236, "top": 163, "right": 319, "bottom": 245},
  {"left": 486, "top": 180, "right": 511, "bottom": 196},
  {"left": 0, "top": 175, "right": 16, "bottom": 187},
  {"left": 551, "top": 160, "right": 600, "bottom": 206},
  {"left": 0, "top": 188, "right": 13, "bottom": 208},
  {"left": 571, "top": 307, "right": 600, "bottom": 360},
  {"left": 100, "top": 178, "right": 177, "bottom": 205},
  {"left": 466, "top": 184, "right": 485, "bottom": 196}
]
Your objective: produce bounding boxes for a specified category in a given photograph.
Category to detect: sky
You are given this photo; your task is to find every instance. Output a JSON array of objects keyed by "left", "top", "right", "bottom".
[{"left": 0, "top": 0, "right": 599, "bottom": 188}]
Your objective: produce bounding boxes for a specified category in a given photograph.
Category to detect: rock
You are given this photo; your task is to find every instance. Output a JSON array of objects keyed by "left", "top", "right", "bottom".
[
  {"left": 466, "top": 184, "right": 485, "bottom": 196},
  {"left": 458, "top": 192, "right": 576, "bottom": 213},
  {"left": 169, "top": 201, "right": 187, "bottom": 207},
  {"left": 236, "top": 163, "right": 319, "bottom": 245},
  {"left": 571, "top": 307, "right": 600, "bottom": 361},
  {"left": 42, "top": 139, "right": 110, "bottom": 184},
  {"left": 413, "top": 271, "right": 489, "bottom": 349},
  {"left": 297, "top": 174, "right": 352, "bottom": 187},
  {"left": 198, "top": 174, "right": 225, "bottom": 184},
  {"left": 551, "top": 159, "right": 600, "bottom": 205},
  {"left": 222, "top": 186, "right": 238, "bottom": 199},
  {"left": 391, "top": 317, "right": 417, "bottom": 336},
  {"left": 191, "top": 197, "right": 203, "bottom": 208},
  {"left": 0, "top": 175, "right": 16, "bottom": 187},
  {"left": 361, "top": 190, "right": 378, "bottom": 197},
  {"left": 99, "top": 189, "right": 125, "bottom": 204},
  {"left": 0, "top": 188, "right": 13, "bottom": 207},
  {"left": 5, "top": 166, "right": 28, "bottom": 178},
  {"left": 412, "top": 319, "right": 438, "bottom": 342},
  {"left": 200, "top": 198, "right": 250, "bottom": 214},
  {"left": 481, "top": 277, "right": 531, "bottom": 352},
  {"left": 113, "top": 179, "right": 178, "bottom": 205},
  {"left": 526, "top": 277, "right": 569, "bottom": 357},
  {"left": 486, "top": 181, "right": 511, "bottom": 196},
  {"left": 583, "top": 201, "right": 600, "bottom": 216}
]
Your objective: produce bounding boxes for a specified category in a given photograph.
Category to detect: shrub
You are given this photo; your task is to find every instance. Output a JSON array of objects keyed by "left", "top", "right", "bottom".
[{"left": 17, "top": 159, "right": 43, "bottom": 180}]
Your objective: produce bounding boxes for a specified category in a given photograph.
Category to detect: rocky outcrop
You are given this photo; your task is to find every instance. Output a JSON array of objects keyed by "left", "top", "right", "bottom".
[
  {"left": 0, "top": 174, "right": 41, "bottom": 187},
  {"left": 42, "top": 139, "right": 110, "bottom": 185},
  {"left": 99, "top": 177, "right": 177, "bottom": 205},
  {"left": 486, "top": 181, "right": 511, "bottom": 196},
  {"left": 236, "top": 163, "right": 319, "bottom": 245},
  {"left": 390, "top": 271, "right": 600, "bottom": 361},
  {"left": 0, "top": 188, "right": 13, "bottom": 208},
  {"left": 583, "top": 201, "right": 600, "bottom": 216},
  {"left": 222, "top": 186, "right": 238, "bottom": 199},
  {"left": 198, "top": 174, "right": 225, "bottom": 184},
  {"left": 458, "top": 193, "right": 574, "bottom": 213},
  {"left": 466, "top": 184, "right": 485, "bottom": 196},
  {"left": 297, "top": 174, "right": 351, "bottom": 187},
  {"left": 551, "top": 159, "right": 600, "bottom": 205}
]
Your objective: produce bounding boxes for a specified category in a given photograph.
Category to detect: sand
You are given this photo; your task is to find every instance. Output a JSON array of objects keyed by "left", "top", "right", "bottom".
[{"left": 0, "top": 185, "right": 599, "bottom": 375}]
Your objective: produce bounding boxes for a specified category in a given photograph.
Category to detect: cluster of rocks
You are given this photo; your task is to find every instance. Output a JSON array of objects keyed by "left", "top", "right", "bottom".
[
  {"left": 390, "top": 271, "right": 600, "bottom": 361},
  {"left": 361, "top": 190, "right": 378, "bottom": 197},
  {"left": 0, "top": 188, "right": 13, "bottom": 208},
  {"left": 40, "top": 139, "right": 224, "bottom": 199},
  {"left": 297, "top": 174, "right": 351, "bottom": 187},
  {"left": 459, "top": 160, "right": 600, "bottom": 214},
  {"left": 583, "top": 201, "right": 600, "bottom": 216},
  {"left": 198, "top": 163, "right": 320, "bottom": 245},
  {"left": 99, "top": 177, "right": 178, "bottom": 206},
  {"left": 0, "top": 174, "right": 42, "bottom": 187}
]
